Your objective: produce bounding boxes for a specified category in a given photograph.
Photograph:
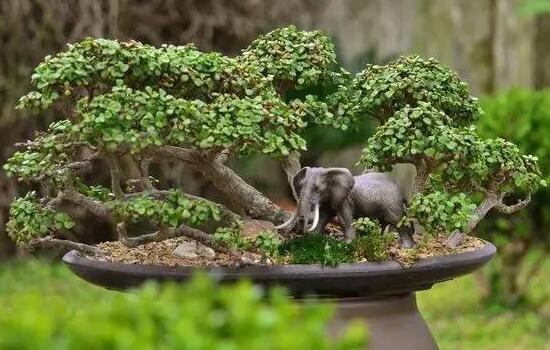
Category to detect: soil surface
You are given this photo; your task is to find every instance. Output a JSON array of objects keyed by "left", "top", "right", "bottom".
[{"left": 91, "top": 234, "right": 487, "bottom": 267}]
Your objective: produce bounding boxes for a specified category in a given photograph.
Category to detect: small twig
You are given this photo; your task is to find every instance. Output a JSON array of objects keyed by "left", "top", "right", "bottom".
[
  {"left": 135, "top": 155, "right": 153, "bottom": 190},
  {"left": 65, "top": 151, "right": 101, "bottom": 172},
  {"left": 106, "top": 153, "right": 124, "bottom": 198}
]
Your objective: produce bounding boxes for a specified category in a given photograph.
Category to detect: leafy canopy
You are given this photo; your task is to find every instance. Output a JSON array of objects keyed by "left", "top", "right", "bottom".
[
  {"left": 348, "top": 56, "right": 483, "bottom": 125},
  {"left": 6, "top": 192, "right": 75, "bottom": 245}
]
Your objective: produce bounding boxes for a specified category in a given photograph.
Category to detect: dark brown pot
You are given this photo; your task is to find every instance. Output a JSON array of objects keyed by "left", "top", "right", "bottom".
[{"left": 63, "top": 243, "right": 496, "bottom": 349}]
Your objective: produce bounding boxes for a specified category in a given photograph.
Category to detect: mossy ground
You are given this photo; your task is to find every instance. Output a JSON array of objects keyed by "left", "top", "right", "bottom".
[{"left": 91, "top": 230, "right": 486, "bottom": 267}]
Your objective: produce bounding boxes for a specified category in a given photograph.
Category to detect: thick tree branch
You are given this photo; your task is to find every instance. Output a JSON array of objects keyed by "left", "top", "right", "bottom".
[
  {"left": 198, "top": 156, "right": 288, "bottom": 223},
  {"left": 411, "top": 157, "right": 436, "bottom": 195},
  {"left": 47, "top": 190, "right": 114, "bottom": 222},
  {"left": 149, "top": 145, "right": 203, "bottom": 163},
  {"left": 446, "top": 193, "right": 499, "bottom": 248},
  {"left": 149, "top": 146, "right": 289, "bottom": 224},
  {"left": 27, "top": 236, "right": 103, "bottom": 255},
  {"left": 281, "top": 151, "right": 301, "bottom": 201}
]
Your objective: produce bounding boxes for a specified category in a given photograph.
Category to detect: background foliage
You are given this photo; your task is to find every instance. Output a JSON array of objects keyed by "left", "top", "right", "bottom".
[
  {"left": 0, "top": 261, "right": 366, "bottom": 350},
  {"left": 475, "top": 88, "right": 550, "bottom": 306}
]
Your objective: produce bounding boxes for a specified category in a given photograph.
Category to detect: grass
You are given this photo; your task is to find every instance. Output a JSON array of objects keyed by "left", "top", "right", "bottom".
[
  {"left": 418, "top": 268, "right": 550, "bottom": 349},
  {"left": 1, "top": 259, "right": 550, "bottom": 349}
]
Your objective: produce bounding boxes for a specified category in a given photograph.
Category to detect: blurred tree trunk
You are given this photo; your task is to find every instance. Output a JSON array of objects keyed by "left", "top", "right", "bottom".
[{"left": 534, "top": 13, "right": 550, "bottom": 88}]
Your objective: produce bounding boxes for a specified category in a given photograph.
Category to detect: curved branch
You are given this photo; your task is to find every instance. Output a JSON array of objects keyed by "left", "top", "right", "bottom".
[
  {"left": 27, "top": 236, "right": 103, "bottom": 255},
  {"left": 495, "top": 194, "right": 531, "bottom": 214},
  {"left": 47, "top": 190, "right": 114, "bottom": 222},
  {"left": 446, "top": 192, "right": 532, "bottom": 248},
  {"left": 149, "top": 145, "right": 202, "bottom": 163}
]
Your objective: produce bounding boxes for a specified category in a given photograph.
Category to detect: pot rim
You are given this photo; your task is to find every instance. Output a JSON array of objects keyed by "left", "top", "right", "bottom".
[{"left": 63, "top": 242, "right": 496, "bottom": 298}]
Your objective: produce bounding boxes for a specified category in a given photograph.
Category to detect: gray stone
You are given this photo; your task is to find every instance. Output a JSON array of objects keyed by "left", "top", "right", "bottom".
[
  {"left": 173, "top": 242, "right": 199, "bottom": 259},
  {"left": 173, "top": 241, "right": 216, "bottom": 259}
]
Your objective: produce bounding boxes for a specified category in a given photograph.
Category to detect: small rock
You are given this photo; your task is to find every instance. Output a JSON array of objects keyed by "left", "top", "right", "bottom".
[
  {"left": 242, "top": 220, "right": 276, "bottom": 238},
  {"left": 173, "top": 242, "right": 199, "bottom": 259},
  {"left": 197, "top": 245, "right": 216, "bottom": 259}
]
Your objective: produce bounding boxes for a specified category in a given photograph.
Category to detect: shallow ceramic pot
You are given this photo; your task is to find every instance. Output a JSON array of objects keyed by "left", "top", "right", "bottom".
[{"left": 63, "top": 242, "right": 496, "bottom": 350}]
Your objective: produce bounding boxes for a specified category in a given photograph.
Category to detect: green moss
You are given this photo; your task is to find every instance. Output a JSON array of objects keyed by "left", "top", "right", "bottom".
[{"left": 279, "top": 234, "right": 355, "bottom": 266}]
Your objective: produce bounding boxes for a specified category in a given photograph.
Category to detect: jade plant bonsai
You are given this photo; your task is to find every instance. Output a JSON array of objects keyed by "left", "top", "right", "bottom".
[{"left": 4, "top": 26, "right": 544, "bottom": 265}]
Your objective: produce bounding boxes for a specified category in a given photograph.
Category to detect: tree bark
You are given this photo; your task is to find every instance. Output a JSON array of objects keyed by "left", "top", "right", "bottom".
[
  {"left": 107, "top": 154, "right": 124, "bottom": 198},
  {"left": 281, "top": 151, "right": 301, "bottom": 201},
  {"left": 197, "top": 157, "right": 289, "bottom": 223}
]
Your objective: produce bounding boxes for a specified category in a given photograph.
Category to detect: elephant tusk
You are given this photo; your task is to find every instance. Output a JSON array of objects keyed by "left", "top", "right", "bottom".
[
  {"left": 275, "top": 210, "right": 298, "bottom": 230},
  {"left": 306, "top": 203, "right": 320, "bottom": 232}
]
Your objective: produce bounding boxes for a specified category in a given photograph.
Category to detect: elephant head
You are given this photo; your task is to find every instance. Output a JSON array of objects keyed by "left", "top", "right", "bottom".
[{"left": 276, "top": 167, "right": 355, "bottom": 232}]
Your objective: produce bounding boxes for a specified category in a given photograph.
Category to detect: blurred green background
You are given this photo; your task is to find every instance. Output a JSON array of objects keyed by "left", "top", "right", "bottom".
[{"left": 2, "top": 1, "right": 550, "bottom": 348}]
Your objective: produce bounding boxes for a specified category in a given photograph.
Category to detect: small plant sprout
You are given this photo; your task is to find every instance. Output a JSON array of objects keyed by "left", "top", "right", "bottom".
[{"left": 5, "top": 26, "right": 543, "bottom": 264}]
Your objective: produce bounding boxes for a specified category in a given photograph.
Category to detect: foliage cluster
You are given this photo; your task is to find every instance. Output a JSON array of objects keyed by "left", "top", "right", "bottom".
[
  {"left": 112, "top": 190, "right": 221, "bottom": 228},
  {"left": 0, "top": 262, "right": 367, "bottom": 350},
  {"left": 402, "top": 192, "right": 476, "bottom": 235},
  {"left": 214, "top": 221, "right": 281, "bottom": 258},
  {"left": 6, "top": 192, "right": 74, "bottom": 245},
  {"left": 353, "top": 56, "right": 544, "bottom": 237},
  {"left": 352, "top": 218, "right": 394, "bottom": 261}
]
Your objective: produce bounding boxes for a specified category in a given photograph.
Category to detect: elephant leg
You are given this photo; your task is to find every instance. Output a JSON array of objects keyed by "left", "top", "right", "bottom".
[
  {"left": 397, "top": 226, "right": 415, "bottom": 249},
  {"left": 316, "top": 210, "right": 334, "bottom": 233},
  {"left": 337, "top": 201, "right": 355, "bottom": 243},
  {"left": 385, "top": 211, "right": 415, "bottom": 248}
]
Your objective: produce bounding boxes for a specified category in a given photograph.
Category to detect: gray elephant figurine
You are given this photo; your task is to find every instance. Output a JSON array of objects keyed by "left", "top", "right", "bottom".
[{"left": 276, "top": 167, "right": 415, "bottom": 248}]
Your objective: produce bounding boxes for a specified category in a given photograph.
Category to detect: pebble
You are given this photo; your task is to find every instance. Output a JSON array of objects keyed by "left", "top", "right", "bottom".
[{"left": 173, "top": 241, "right": 216, "bottom": 259}]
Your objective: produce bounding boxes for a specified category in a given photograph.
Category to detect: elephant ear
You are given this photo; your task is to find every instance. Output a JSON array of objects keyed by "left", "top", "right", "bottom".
[
  {"left": 293, "top": 167, "right": 309, "bottom": 195},
  {"left": 325, "top": 168, "right": 355, "bottom": 209}
]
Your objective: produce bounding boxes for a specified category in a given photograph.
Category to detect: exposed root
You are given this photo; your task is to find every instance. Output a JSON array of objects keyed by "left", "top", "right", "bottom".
[{"left": 28, "top": 236, "right": 103, "bottom": 255}]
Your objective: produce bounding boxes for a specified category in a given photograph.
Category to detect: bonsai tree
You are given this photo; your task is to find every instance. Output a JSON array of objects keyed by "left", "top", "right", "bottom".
[
  {"left": 3, "top": 26, "right": 349, "bottom": 259},
  {"left": 3, "top": 26, "right": 544, "bottom": 263},
  {"left": 353, "top": 56, "right": 545, "bottom": 247}
]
